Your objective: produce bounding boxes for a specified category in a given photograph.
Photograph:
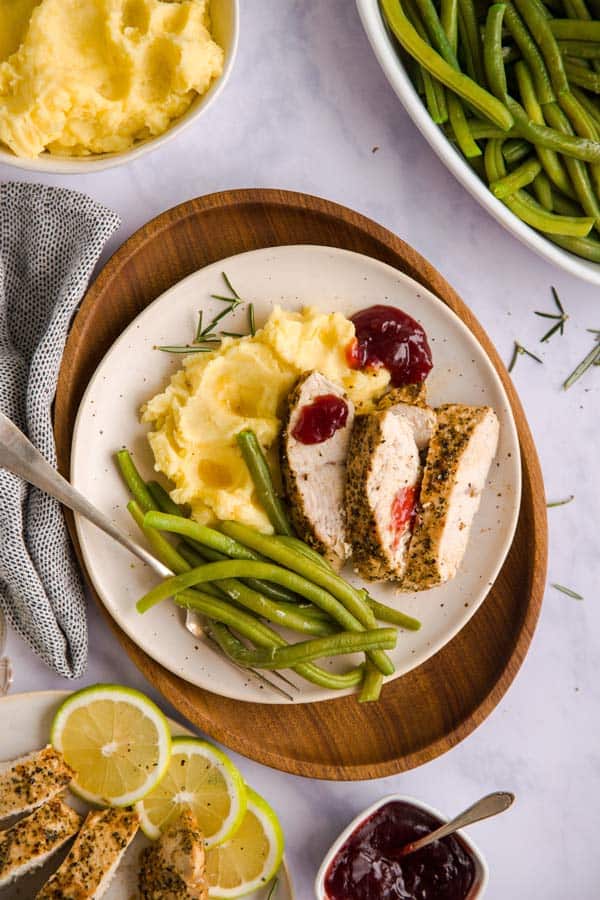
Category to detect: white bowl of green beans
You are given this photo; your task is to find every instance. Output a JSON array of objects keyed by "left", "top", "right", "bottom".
[{"left": 357, "top": 0, "right": 600, "bottom": 285}]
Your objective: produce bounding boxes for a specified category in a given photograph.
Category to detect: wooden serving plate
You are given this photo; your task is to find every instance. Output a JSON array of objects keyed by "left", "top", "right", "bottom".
[{"left": 55, "top": 189, "right": 547, "bottom": 780}]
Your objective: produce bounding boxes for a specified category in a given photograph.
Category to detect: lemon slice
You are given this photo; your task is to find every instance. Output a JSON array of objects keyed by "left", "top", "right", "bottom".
[
  {"left": 51, "top": 684, "right": 171, "bottom": 807},
  {"left": 136, "top": 736, "right": 247, "bottom": 846},
  {"left": 205, "top": 787, "right": 284, "bottom": 898}
]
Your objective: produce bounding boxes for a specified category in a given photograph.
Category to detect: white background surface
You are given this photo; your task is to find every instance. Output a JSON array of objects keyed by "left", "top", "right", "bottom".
[{"left": 1, "top": 2, "right": 599, "bottom": 897}]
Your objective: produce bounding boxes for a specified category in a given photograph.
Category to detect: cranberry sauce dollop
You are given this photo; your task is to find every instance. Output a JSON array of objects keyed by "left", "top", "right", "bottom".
[
  {"left": 349, "top": 305, "right": 433, "bottom": 386},
  {"left": 291, "top": 394, "right": 349, "bottom": 445},
  {"left": 325, "top": 800, "right": 476, "bottom": 900},
  {"left": 391, "top": 484, "right": 419, "bottom": 549}
]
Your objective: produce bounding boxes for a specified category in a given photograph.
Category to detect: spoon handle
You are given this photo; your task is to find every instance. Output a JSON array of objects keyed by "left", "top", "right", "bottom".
[
  {"left": 401, "top": 792, "right": 515, "bottom": 856},
  {"left": 0, "top": 411, "right": 170, "bottom": 577}
]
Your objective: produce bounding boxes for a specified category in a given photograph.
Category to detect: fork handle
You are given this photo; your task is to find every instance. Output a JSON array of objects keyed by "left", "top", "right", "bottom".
[{"left": 0, "top": 412, "right": 168, "bottom": 576}]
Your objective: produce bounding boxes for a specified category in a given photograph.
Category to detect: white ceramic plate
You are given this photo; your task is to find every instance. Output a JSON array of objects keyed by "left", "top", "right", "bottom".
[
  {"left": 356, "top": 0, "right": 600, "bottom": 286},
  {"left": 0, "top": 0, "right": 238, "bottom": 174},
  {"left": 71, "top": 244, "right": 521, "bottom": 704},
  {"left": 0, "top": 691, "right": 294, "bottom": 900}
]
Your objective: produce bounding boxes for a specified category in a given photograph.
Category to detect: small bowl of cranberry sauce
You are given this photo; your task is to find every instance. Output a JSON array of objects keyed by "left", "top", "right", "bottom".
[{"left": 315, "top": 795, "right": 488, "bottom": 900}]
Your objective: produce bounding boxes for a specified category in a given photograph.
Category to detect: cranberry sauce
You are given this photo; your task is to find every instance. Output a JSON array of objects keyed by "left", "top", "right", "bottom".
[
  {"left": 391, "top": 484, "right": 419, "bottom": 549},
  {"left": 325, "top": 800, "right": 476, "bottom": 900},
  {"left": 291, "top": 394, "right": 349, "bottom": 445},
  {"left": 349, "top": 305, "right": 433, "bottom": 386}
]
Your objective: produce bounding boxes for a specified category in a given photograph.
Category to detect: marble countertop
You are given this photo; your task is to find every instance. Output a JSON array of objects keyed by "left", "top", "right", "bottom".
[{"left": 2, "top": 2, "right": 599, "bottom": 897}]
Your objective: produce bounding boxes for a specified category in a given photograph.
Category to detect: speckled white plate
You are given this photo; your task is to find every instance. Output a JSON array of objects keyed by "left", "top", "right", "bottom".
[
  {"left": 0, "top": 691, "right": 293, "bottom": 900},
  {"left": 71, "top": 245, "right": 521, "bottom": 704}
]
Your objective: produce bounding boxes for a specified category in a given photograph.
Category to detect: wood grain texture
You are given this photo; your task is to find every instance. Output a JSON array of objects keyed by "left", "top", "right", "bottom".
[{"left": 54, "top": 189, "right": 547, "bottom": 780}]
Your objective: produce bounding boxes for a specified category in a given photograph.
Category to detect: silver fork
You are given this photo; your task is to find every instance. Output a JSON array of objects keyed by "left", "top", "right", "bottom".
[
  {"left": 0, "top": 411, "right": 295, "bottom": 701},
  {"left": 0, "top": 608, "right": 13, "bottom": 696}
]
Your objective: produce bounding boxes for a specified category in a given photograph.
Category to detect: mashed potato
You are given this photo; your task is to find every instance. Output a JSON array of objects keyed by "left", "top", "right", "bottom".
[
  {"left": 0, "top": 0, "right": 224, "bottom": 158},
  {"left": 142, "top": 307, "right": 390, "bottom": 532}
]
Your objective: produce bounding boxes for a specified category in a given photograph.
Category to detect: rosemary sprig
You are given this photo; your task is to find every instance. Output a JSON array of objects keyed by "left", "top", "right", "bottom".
[
  {"left": 563, "top": 333, "right": 600, "bottom": 389},
  {"left": 552, "top": 583, "right": 583, "bottom": 600},
  {"left": 266, "top": 878, "right": 279, "bottom": 900},
  {"left": 508, "top": 341, "right": 543, "bottom": 373},
  {"left": 534, "top": 286, "right": 568, "bottom": 342},
  {"left": 547, "top": 495, "right": 574, "bottom": 508},
  {"left": 158, "top": 273, "right": 247, "bottom": 354}
]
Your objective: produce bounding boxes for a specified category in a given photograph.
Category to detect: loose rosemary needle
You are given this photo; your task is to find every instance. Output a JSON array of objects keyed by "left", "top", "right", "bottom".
[
  {"left": 534, "top": 287, "right": 569, "bottom": 343},
  {"left": 563, "top": 334, "right": 600, "bottom": 390},
  {"left": 547, "top": 495, "right": 574, "bottom": 508},
  {"left": 552, "top": 583, "right": 583, "bottom": 600},
  {"left": 508, "top": 341, "right": 543, "bottom": 373},
  {"left": 266, "top": 878, "right": 279, "bottom": 900}
]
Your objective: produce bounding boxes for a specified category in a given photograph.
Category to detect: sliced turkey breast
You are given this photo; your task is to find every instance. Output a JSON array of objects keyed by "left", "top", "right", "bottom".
[
  {"left": 138, "top": 809, "right": 208, "bottom": 900},
  {"left": 0, "top": 797, "right": 81, "bottom": 888},
  {"left": 377, "top": 386, "right": 437, "bottom": 451},
  {"left": 36, "top": 807, "right": 139, "bottom": 899},
  {"left": 281, "top": 371, "right": 355, "bottom": 564},
  {"left": 345, "top": 408, "right": 421, "bottom": 581},
  {"left": 401, "top": 404, "right": 500, "bottom": 591},
  {"left": 0, "top": 746, "right": 75, "bottom": 822}
]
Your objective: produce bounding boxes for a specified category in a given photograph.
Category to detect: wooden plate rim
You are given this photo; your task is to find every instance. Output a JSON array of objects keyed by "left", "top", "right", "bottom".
[{"left": 55, "top": 188, "right": 547, "bottom": 780}]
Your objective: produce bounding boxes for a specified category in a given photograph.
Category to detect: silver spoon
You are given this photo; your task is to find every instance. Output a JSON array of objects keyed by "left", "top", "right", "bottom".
[
  {"left": 0, "top": 608, "right": 13, "bottom": 697},
  {"left": 400, "top": 791, "right": 515, "bottom": 856},
  {"left": 0, "top": 411, "right": 294, "bottom": 701}
]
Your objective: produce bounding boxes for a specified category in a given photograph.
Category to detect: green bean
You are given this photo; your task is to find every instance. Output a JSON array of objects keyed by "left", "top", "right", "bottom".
[
  {"left": 547, "top": 231, "right": 600, "bottom": 259},
  {"left": 236, "top": 430, "right": 292, "bottom": 536},
  {"left": 550, "top": 188, "right": 586, "bottom": 216},
  {"left": 564, "top": 59, "right": 600, "bottom": 91},
  {"left": 441, "top": 0, "right": 458, "bottom": 50},
  {"left": 559, "top": 41, "right": 600, "bottom": 59},
  {"left": 448, "top": 93, "right": 484, "bottom": 156},
  {"left": 221, "top": 522, "right": 377, "bottom": 627},
  {"left": 549, "top": 21, "right": 600, "bottom": 41},
  {"left": 502, "top": 3, "right": 555, "bottom": 104},
  {"left": 457, "top": 0, "right": 486, "bottom": 84},
  {"left": 414, "top": 0, "right": 459, "bottom": 65},
  {"left": 515, "top": 61, "right": 577, "bottom": 197},
  {"left": 559, "top": 90, "right": 600, "bottom": 196},
  {"left": 366, "top": 598, "right": 422, "bottom": 630},
  {"left": 506, "top": 189, "right": 594, "bottom": 232},
  {"left": 404, "top": 0, "right": 449, "bottom": 123},
  {"left": 153, "top": 511, "right": 304, "bottom": 605},
  {"left": 359, "top": 662, "right": 384, "bottom": 703},
  {"left": 484, "top": 138, "right": 593, "bottom": 233},
  {"left": 461, "top": 121, "right": 514, "bottom": 139},
  {"left": 506, "top": 96, "right": 600, "bottom": 162},
  {"left": 210, "top": 628, "right": 397, "bottom": 670},
  {"left": 273, "top": 535, "right": 334, "bottom": 570},
  {"left": 115, "top": 450, "right": 155, "bottom": 513},
  {"left": 572, "top": 86, "right": 600, "bottom": 129},
  {"left": 146, "top": 481, "right": 183, "bottom": 518},
  {"left": 490, "top": 156, "right": 542, "bottom": 196},
  {"left": 502, "top": 138, "right": 532, "bottom": 164},
  {"left": 532, "top": 171, "right": 554, "bottom": 208},
  {"left": 564, "top": 0, "right": 595, "bottom": 17},
  {"left": 381, "top": 0, "right": 513, "bottom": 128},
  {"left": 543, "top": 101, "right": 600, "bottom": 224},
  {"left": 179, "top": 592, "right": 364, "bottom": 690},
  {"left": 221, "top": 523, "right": 395, "bottom": 676},
  {"left": 144, "top": 511, "right": 257, "bottom": 560},
  {"left": 512, "top": 0, "right": 569, "bottom": 95},
  {"left": 137, "top": 558, "right": 359, "bottom": 623},
  {"left": 176, "top": 542, "right": 328, "bottom": 633},
  {"left": 127, "top": 501, "right": 189, "bottom": 575},
  {"left": 484, "top": 5, "right": 508, "bottom": 99}
]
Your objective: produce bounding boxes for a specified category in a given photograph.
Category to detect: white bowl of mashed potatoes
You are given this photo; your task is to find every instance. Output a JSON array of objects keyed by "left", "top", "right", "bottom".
[{"left": 0, "top": 0, "right": 238, "bottom": 173}]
